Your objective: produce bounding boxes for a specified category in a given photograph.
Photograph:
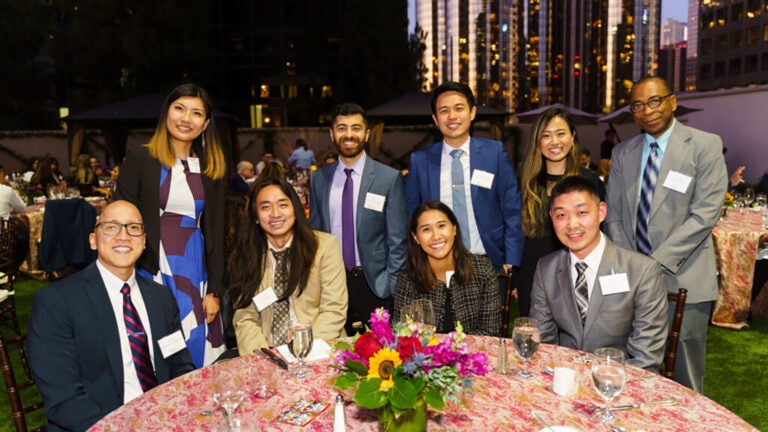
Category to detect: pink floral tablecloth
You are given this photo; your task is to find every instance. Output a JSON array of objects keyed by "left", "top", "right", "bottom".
[
  {"left": 711, "top": 209, "right": 768, "bottom": 329},
  {"left": 90, "top": 336, "right": 757, "bottom": 432}
]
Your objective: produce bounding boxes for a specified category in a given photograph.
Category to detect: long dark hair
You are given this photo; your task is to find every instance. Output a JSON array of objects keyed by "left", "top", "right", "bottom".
[
  {"left": 228, "top": 178, "right": 319, "bottom": 309},
  {"left": 406, "top": 201, "right": 473, "bottom": 293}
]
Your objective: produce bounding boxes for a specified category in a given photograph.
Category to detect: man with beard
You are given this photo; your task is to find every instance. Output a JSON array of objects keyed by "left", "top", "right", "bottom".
[{"left": 309, "top": 103, "right": 408, "bottom": 334}]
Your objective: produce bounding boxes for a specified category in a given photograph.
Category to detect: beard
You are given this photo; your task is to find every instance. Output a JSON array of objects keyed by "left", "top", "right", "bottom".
[{"left": 334, "top": 138, "right": 365, "bottom": 159}]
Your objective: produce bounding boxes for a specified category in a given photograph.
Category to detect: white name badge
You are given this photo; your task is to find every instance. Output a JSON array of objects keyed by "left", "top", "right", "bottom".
[
  {"left": 662, "top": 170, "right": 692, "bottom": 194},
  {"left": 253, "top": 287, "right": 279, "bottom": 312},
  {"left": 187, "top": 157, "right": 201, "bottom": 174},
  {"left": 158, "top": 330, "right": 187, "bottom": 358},
  {"left": 470, "top": 169, "right": 494, "bottom": 189},
  {"left": 364, "top": 192, "right": 386, "bottom": 212},
  {"left": 599, "top": 273, "right": 631, "bottom": 295}
]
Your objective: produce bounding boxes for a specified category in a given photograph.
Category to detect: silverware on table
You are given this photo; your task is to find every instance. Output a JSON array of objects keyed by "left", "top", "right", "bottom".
[
  {"left": 531, "top": 410, "right": 557, "bottom": 432},
  {"left": 606, "top": 397, "right": 678, "bottom": 412}
]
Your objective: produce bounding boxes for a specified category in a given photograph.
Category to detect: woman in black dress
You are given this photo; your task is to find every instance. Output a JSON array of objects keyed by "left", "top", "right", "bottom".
[{"left": 514, "top": 108, "right": 605, "bottom": 317}]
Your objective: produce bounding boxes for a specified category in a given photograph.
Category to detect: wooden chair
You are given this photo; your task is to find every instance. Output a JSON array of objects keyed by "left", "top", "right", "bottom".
[
  {"left": 662, "top": 288, "right": 688, "bottom": 379},
  {"left": 0, "top": 334, "right": 45, "bottom": 432},
  {"left": 0, "top": 218, "right": 21, "bottom": 336},
  {"left": 498, "top": 270, "right": 515, "bottom": 338}
]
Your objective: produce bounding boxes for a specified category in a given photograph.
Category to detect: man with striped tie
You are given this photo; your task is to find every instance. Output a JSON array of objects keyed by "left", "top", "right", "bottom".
[
  {"left": 604, "top": 77, "right": 728, "bottom": 393},
  {"left": 28, "top": 200, "right": 194, "bottom": 431}
]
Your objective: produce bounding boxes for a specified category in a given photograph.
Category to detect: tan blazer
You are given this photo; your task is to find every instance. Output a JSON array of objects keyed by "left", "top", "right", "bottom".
[{"left": 233, "top": 231, "right": 348, "bottom": 355}]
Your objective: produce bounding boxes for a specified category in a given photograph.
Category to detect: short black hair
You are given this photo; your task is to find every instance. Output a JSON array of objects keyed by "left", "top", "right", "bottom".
[
  {"left": 431, "top": 81, "right": 475, "bottom": 114},
  {"left": 549, "top": 175, "right": 600, "bottom": 209},
  {"left": 580, "top": 147, "right": 591, "bottom": 157},
  {"left": 332, "top": 103, "right": 368, "bottom": 128}
]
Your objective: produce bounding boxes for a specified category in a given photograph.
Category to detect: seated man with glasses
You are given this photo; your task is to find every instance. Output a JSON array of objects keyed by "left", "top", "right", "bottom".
[{"left": 27, "top": 200, "right": 195, "bottom": 431}]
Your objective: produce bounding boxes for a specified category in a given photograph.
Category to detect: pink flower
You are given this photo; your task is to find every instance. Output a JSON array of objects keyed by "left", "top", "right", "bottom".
[{"left": 369, "top": 308, "right": 395, "bottom": 344}]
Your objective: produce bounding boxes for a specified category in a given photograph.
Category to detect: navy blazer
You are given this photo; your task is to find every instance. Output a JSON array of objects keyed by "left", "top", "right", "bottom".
[
  {"left": 405, "top": 137, "right": 524, "bottom": 268},
  {"left": 309, "top": 155, "right": 408, "bottom": 298},
  {"left": 27, "top": 262, "right": 195, "bottom": 431}
]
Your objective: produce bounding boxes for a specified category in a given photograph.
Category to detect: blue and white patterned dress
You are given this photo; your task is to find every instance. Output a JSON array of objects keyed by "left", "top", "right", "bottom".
[{"left": 138, "top": 158, "right": 225, "bottom": 367}]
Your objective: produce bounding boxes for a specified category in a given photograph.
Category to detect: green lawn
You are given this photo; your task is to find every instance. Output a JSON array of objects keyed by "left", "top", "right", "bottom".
[{"left": 2, "top": 276, "right": 766, "bottom": 431}]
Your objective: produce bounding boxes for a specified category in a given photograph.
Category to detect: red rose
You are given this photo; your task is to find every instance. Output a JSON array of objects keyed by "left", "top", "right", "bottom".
[
  {"left": 354, "top": 332, "right": 383, "bottom": 359},
  {"left": 396, "top": 336, "right": 423, "bottom": 361}
]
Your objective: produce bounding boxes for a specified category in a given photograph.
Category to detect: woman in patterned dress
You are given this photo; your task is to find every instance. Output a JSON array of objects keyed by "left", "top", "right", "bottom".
[{"left": 116, "top": 84, "right": 228, "bottom": 367}]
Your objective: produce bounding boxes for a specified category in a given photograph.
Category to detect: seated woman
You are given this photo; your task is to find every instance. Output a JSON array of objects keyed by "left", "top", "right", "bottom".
[
  {"left": 394, "top": 200, "right": 501, "bottom": 336},
  {"left": 228, "top": 178, "right": 348, "bottom": 355},
  {"left": 70, "top": 154, "right": 99, "bottom": 196}
]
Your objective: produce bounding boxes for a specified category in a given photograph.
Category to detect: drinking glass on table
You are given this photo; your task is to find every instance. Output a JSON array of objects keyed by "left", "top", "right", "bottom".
[
  {"left": 212, "top": 361, "right": 245, "bottom": 431},
  {"left": 744, "top": 188, "right": 756, "bottom": 208},
  {"left": 289, "top": 322, "right": 313, "bottom": 379},
  {"left": 755, "top": 193, "right": 767, "bottom": 210},
  {"left": 418, "top": 299, "right": 436, "bottom": 334},
  {"left": 591, "top": 347, "right": 626, "bottom": 423},
  {"left": 512, "top": 317, "right": 540, "bottom": 380}
]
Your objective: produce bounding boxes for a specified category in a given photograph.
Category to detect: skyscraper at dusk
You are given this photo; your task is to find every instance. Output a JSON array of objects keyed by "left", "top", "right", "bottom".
[{"left": 415, "top": 0, "right": 661, "bottom": 113}]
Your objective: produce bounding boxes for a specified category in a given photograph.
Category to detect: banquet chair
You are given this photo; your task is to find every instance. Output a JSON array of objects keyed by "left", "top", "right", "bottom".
[
  {"left": 38, "top": 198, "right": 97, "bottom": 280},
  {"left": 0, "top": 218, "right": 21, "bottom": 336},
  {"left": 661, "top": 288, "right": 688, "bottom": 380},
  {"left": 0, "top": 334, "right": 45, "bottom": 432},
  {"left": 498, "top": 270, "right": 515, "bottom": 338}
]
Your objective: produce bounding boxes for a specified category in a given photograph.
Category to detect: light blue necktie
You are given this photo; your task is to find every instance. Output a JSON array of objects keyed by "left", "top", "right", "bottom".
[
  {"left": 450, "top": 149, "right": 471, "bottom": 249},
  {"left": 636, "top": 142, "right": 660, "bottom": 255}
]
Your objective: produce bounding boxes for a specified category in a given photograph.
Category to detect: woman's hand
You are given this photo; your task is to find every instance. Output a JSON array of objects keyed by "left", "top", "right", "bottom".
[{"left": 202, "top": 293, "right": 220, "bottom": 324}]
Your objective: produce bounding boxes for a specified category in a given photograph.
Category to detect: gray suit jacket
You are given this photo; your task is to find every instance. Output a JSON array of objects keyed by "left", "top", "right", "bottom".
[
  {"left": 604, "top": 121, "right": 727, "bottom": 304},
  {"left": 309, "top": 155, "right": 408, "bottom": 298},
  {"left": 530, "top": 237, "right": 668, "bottom": 371},
  {"left": 27, "top": 262, "right": 195, "bottom": 431}
]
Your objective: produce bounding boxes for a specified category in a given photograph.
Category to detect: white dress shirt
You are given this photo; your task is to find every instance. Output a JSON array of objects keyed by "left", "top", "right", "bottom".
[
  {"left": 568, "top": 232, "right": 607, "bottom": 300},
  {"left": 439, "top": 140, "right": 485, "bottom": 255}
]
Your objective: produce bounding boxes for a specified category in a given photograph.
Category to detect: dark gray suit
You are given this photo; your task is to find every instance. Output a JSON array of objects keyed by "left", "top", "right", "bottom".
[
  {"left": 604, "top": 121, "right": 727, "bottom": 390},
  {"left": 530, "top": 237, "right": 668, "bottom": 372},
  {"left": 27, "top": 263, "right": 195, "bottom": 431}
]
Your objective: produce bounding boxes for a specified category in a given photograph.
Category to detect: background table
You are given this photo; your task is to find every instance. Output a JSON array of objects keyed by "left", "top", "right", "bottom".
[
  {"left": 711, "top": 209, "right": 768, "bottom": 329},
  {"left": 90, "top": 335, "right": 757, "bottom": 431}
]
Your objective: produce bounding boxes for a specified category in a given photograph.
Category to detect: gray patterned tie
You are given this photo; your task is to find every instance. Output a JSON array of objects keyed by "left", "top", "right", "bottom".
[
  {"left": 450, "top": 149, "right": 471, "bottom": 248},
  {"left": 636, "top": 142, "right": 660, "bottom": 255},
  {"left": 271, "top": 249, "right": 291, "bottom": 345},
  {"left": 574, "top": 262, "right": 589, "bottom": 323}
]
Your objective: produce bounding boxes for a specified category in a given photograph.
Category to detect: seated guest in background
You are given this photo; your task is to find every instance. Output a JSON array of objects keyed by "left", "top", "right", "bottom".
[
  {"left": 229, "top": 179, "right": 347, "bottom": 355},
  {"left": 70, "top": 154, "right": 99, "bottom": 195},
  {"left": 596, "top": 158, "right": 611, "bottom": 185},
  {"left": 729, "top": 165, "right": 768, "bottom": 193},
  {"left": 323, "top": 152, "right": 338, "bottom": 166},
  {"left": 22, "top": 158, "right": 40, "bottom": 183},
  {"left": 0, "top": 169, "right": 27, "bottom": 219},
  {"left": 27, "top": 200, "right": 195, "bottom": 431},
  {"left": 228, "top": 160, "right": 256, "bottom": 195},
  {"left": 579, "top": 147, "right": 598, "bottom": 171},
  {"left": 530, "top": 176, "right": 668, "bottom": 372},
  {"left": 255, "top": 152, "right": 274, "bottom": 175},
  {"left": 31, "top": 156, "right": 67, "bottom": 193},
  {"left": 288, "top": 138, "right": 316, "bottom": 169},
  {"left": 394, "top": 200, "right": 501, "bottom": 336},
  {"left": 253, "top": 161, "right": 286, "bottom": 184}
]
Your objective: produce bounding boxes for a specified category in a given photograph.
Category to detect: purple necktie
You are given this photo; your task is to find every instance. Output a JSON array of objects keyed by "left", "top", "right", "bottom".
[
  {"left": 121, "top": 283, "right": 158, "bottom": 392},
  {"left": 342, "top": 168, "right": 356, "bottom": 270}
]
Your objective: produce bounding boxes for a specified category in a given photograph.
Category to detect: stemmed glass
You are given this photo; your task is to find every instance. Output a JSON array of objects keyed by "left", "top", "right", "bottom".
[
  {"left": 591, "top": 347, "right": 626, "bottom": 423},
  {"left": 755, "top": 193, "right": 767, "bottom": 210},
  {"left": 212, "top": 361, "right": 245, "bottom": 431},
  {"left": 289, "top": 322, "right": 313, "bottom": 379},
  {"left": 400, "top": 299, "right": 436, "bottom": 334},
  {"left": 744, "top": 188, "right": 756, "bottom": 209},
  {"left": 418, "top": 299, "right": 436, "bottom": 334},
  {"left": 512, "top": 317, "right": 540, "bottom": 380}
]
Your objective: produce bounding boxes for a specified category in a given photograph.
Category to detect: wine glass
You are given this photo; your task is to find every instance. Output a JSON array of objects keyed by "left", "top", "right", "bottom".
[
  {"left": 591, "top": 347, "right": 626, "bottom": 423},
  {"left": 512, "top": 317, "right": 540, "bottom": 380},
  {"left": 418, "top": 299, "right": 436, "bottom": 334},
  {"left": 755, "top": 193, "right": 767, "bottom": 210},
  {"left": 290, "top": 322, "right": 313, "bottom": 379},
  {"left": 744, "top": 188, "right": 756, "bottom": 209},
  {"left": 212, "top": 361, "right": 245, "bottom": 431}
]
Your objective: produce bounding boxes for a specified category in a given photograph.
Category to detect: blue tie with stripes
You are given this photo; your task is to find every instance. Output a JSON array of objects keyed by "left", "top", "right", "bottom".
[
  {"left": 636, "top": 142, "right": 660, "bottom": 255},
  {"left": 121, "top": 283, "right": 158, "bottom": 392}
]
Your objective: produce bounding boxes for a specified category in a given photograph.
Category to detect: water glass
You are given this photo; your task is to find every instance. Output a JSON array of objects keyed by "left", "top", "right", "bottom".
[
  {"left": 591, "top": 348, "right": 626, "bottom": 422},
  {"left": 512, "top": 317, "right": 540, "bottom": 380},
  {"left": 289, "top": 323, "right": 313, "bottom": 379},
  {"left": 755, "top": 193, "right": 767, "bottom": 210},
  {"left": 211, "top": 361, "right": 245, "bottom": 431}
]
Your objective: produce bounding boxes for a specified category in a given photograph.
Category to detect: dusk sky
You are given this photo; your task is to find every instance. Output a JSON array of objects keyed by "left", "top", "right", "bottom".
[{"left": 407, "top": 1, "right": 690, "bottom": 34}]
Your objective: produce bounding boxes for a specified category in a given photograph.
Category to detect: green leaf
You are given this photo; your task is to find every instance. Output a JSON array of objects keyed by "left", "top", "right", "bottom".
[
  {"left": 334, "top": 372, "right": 360, "bottom": 390},
  {"left": 423, "top": 388, "right": 444, "bottom": 411},
  {"left": 347, "top": 359, "right": 368, "bottom": 376},
  {"left": 389, "top": 376, "right": 418, "bottom": 410},
  {"left": 334, "top": 340, "right": 355, "bottom": 352},
  {"left": 354, "top": 379, "right": 389, "bottom": 409}
]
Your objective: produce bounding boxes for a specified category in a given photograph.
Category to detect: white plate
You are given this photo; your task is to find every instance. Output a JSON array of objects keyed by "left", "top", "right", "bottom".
[{"left": 537, "top": 427, "right": 579, "bottom": 432}]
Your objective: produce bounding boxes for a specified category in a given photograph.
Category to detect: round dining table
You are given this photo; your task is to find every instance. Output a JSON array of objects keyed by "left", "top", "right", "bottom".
[{"left": 89, "top": 335, "right": 757, "bottom": 431}]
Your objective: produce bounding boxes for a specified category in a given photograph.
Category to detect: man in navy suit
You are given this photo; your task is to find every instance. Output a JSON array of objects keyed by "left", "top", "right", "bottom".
[
  {"left": 405, "top": 81, "right": 524, "bottom": 278},
  {"left": 309, "top": 103, "right": 408, "bottom": 334},
  {"left": 27, "top": 200, "right": 195, "bottom": 431},
  {"left": 227, "top": 160, "right": 255, "bottom": 195}
]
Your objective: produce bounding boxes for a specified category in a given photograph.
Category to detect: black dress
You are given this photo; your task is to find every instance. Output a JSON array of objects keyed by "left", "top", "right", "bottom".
[{"left": 514, "top": 168, "right": 605, "bottom": 317}]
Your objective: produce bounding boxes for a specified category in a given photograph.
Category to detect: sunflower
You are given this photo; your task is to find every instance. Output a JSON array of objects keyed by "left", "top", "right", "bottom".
[{"left": 367, "top": 347, "right": 402, "bottom": 391}]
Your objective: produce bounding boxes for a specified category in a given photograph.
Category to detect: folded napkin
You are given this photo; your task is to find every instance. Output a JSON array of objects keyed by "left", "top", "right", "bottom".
[
  {"left": 0, "top": 289, "right": 9, "bottom": 302},
  {"left": 276, "top": 338, "right": 332, "bottom": 363}
]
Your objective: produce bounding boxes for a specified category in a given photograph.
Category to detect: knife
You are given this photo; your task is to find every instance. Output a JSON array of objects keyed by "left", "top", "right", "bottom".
[
  {"left": 261, "top": 347, "right": 289, "bottom": 370},
  {"left": 607, "top": 397, "right": 678, "bottom": 412}
]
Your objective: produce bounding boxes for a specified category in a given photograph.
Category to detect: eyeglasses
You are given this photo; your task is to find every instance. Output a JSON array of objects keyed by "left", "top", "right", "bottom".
[
  {"left": 629, "top": 94, "right": 673, "bottom": 113},
  {"left": 96, "top": 222, "right": 145, "bottom": 237}
]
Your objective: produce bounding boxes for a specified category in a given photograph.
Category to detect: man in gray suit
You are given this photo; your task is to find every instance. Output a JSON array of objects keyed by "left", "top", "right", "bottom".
[
  {"left": 605, "top": 77, "right": 728, "bottom": 391},
  {"left": 309, "top": 103, "right": 408, "bottom": 334},
  {"left": 531, "top": 176, "right": 668, "bottom": 371}
]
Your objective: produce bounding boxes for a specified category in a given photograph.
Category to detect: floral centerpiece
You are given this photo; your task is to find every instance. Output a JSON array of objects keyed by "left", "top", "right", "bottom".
[
  {"left": 332, "top": 308, "right": 490, "bottom": 432},
  {"left": 15, "top": 183, "right": 44, "bottom": 205},
  {"left": 724, "top": 191, "right": 735, "bottom": 208}
]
